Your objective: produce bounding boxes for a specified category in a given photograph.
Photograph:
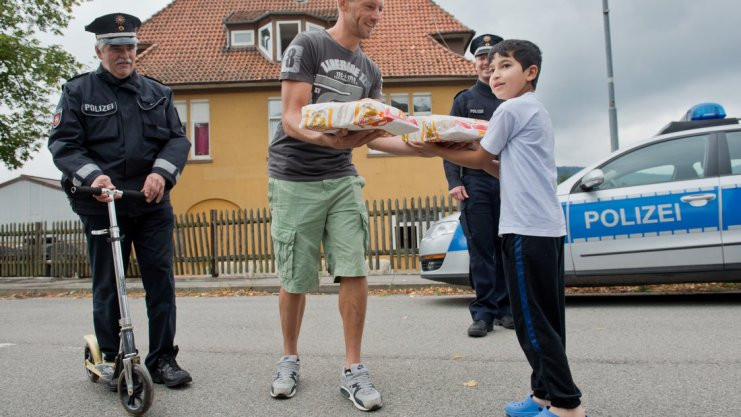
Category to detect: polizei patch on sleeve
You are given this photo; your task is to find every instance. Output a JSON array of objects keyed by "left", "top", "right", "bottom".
[{"left": 52, "top": 109, "right": 63, "bottom": 128}]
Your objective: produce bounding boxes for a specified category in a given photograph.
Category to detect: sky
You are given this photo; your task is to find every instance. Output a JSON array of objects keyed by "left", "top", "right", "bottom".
[{"left": 2, "top": 0, "right": 740, "bottom": 183}]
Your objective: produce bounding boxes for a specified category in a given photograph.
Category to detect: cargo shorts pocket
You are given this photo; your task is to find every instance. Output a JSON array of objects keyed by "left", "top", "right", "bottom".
[{"left": 271, "top": 226, "right": 296, "bottom": 281}]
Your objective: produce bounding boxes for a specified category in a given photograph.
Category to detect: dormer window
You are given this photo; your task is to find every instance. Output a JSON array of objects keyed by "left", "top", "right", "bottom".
[
  {"left": 224, "top": 9, "right": 336, "bottom": 60},
  {"left": 258, "top": 23, "right": 273, "bottom": 58},
  {"left": 231, "top": 30, "right": 254, "bottom": 47},
  {"left": 277, "top": 21, "right": 300, "bottom": 60}
]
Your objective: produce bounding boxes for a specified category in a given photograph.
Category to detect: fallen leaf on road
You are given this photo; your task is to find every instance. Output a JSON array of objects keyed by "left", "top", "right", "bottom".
[
  {"left": 464, "top": 380, "right": 478, "bottom": 388},
  {"left": 451, "top": 354, "right": 464, "bottom": 360}
]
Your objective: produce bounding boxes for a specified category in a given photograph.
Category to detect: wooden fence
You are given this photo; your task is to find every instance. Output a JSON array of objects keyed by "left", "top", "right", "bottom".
[{"left": 0, "top": 195, "right": 460, "bottom": 278}]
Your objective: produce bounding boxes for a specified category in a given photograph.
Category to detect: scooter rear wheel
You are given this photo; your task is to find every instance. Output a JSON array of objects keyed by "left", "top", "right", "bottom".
[
  {"left": 117, "top": 363, "right": 154, "bottom": 416},
  {"left": 84, "top": 346, "right": 99, "bottom": 383}
]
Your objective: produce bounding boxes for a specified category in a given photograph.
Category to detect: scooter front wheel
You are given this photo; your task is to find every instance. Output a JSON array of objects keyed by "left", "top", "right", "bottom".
[{"left": 117, "top": 363, "right": 154, "bottom": 416}]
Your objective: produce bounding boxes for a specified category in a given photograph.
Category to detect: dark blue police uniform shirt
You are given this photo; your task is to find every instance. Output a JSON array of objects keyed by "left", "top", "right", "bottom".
[
  {"left": 443, "top": 80, "right": 504, "bottom": 188},
  {"left": 48, "top": 66, "right": 190, "bottom": 216}
]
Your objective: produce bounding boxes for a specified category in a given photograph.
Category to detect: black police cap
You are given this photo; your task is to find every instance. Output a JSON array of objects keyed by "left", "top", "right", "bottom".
[
  {"left": 469, "top": 34, "right": 503, "bottom": 57},
  {"left": 85, "top": 13, "right": 141, "bottom": 45}
]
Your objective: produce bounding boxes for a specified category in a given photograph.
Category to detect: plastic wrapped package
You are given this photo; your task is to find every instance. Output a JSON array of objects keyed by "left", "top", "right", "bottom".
[
  {"left": 402, "top": 115, "right": 489, "bottom": 143},
  {"left": 300, "top": 98, "right": 419, "bottom": 136}
]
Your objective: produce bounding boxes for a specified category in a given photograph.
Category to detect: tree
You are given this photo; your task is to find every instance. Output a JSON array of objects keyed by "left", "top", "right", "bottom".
[{"left": 0, "top": 0, "right": 82, "bottom": 169}]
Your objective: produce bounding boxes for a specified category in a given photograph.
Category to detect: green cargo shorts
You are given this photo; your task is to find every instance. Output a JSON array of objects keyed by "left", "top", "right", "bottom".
[{"left": 268, "top": 176, "right": 370, "bottom": 293}]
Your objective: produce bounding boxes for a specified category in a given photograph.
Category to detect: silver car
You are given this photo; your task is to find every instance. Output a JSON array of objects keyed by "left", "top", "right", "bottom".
[{"left": 420, "top": 103, "right": 741, "bottom": 286}]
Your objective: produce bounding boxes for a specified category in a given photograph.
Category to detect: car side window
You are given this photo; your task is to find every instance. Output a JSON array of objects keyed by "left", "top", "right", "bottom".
[
  {"left": 596, "top": 134, "right": 710, "bottom": 191},
  {"left": 726, "top": 131, "right": 741, "bottom": 175}
]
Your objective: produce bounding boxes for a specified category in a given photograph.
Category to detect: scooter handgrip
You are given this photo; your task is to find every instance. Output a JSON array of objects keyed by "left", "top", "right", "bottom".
[
  {"left": 71, "top": 186, "right": 103, "bottom": 196},
  {"left": 123, "top": 190, "right": 146, "bottom": 201}
]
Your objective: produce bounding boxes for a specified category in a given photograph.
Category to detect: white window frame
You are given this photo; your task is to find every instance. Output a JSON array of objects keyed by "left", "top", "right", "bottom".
[
  {"left": 258, "top": 23, "right": 273, "bottom": 58},
  {"left": 190, "top": 100, "right": 211, "bottom": 160},
  {"left": 389, "top": 93, "right": 409, "bottom": 114},
  {"left": 412, "top": 92, "right": 432, "bottom": 116},
  {"left": 306, "top": 22, "right": 324, "bottom": 32},
  {"left": 277, "top": 20, "right": 302, "bottom": 61},
  {"left": 230, "top": 29, "right": 255, "bottom": 47},
  {"left": 268, "top": 97, "right": 282, "bottom": 144},
  {"left": 173, "top": 100, "right": 187, "bottom": 131}
]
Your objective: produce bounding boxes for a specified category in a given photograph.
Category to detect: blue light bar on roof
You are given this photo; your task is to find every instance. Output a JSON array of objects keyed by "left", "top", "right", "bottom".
[{"left": 681, "top": 103, "right": 726, "bottom": 121}]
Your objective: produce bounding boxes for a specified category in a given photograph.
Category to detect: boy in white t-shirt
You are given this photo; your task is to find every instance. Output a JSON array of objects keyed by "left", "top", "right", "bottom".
[{"left": 420, "top": 39, "right": 586, "bottom": 417}]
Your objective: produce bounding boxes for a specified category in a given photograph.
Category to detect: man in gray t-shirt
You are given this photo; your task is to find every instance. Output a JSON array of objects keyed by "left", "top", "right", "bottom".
[{"left": 266, "top": 0, "right": 423, "bottom": 411}]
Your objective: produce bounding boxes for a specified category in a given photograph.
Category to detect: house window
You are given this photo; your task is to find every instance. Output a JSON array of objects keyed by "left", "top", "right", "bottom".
[
  {"left": 231, "top": 30, "right": 255, "bottom": 47},
  {"left": 259, "top": 23, "right": 273, "bottom": 57},
  {"left": 412, "top": 93, "right": 432, "bottom": 116},
  {"left": 173, "top": 101, "right": 187, "bottom": 131},
  {"left": 277, "top": 21, "right": 301, "bottom": 60},
  {"left": 190, "top": 100, "right": 210, "bottom": 160},
  {"left": 268, "top": 97, "right": 282, "bottom": 143},
  {"left": 306, "top": 22, "right": 324, "bottom": 32},
  {"left": 390, "top": 93, "right": 409, "bottom": 113}
]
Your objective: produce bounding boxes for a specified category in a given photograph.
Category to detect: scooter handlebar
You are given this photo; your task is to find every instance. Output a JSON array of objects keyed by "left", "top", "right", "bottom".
[{"left": 71, "top": 186, "right": 146, "bottom": 201}]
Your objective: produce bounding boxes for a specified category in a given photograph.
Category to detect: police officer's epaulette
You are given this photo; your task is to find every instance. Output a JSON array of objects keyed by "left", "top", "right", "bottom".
[
  {"left": 66, "top": 72, "right": 91, "bottom": 83},
  {"left": 142, "top": 74, "right": 166, "bottom": 85},
  {"left": 453, "top": 89, "right": 468, "bottom": 99}
]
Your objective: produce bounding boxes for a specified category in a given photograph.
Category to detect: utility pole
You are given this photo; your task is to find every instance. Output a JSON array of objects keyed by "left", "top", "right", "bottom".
[{"left": 602, "top": 0, "right": 619, "bottom": 151}]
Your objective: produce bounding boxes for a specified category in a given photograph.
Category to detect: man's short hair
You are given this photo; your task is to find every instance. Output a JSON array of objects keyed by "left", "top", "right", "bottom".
[{"left": 489, "top": 39, "right": 542, "bottom": 88}]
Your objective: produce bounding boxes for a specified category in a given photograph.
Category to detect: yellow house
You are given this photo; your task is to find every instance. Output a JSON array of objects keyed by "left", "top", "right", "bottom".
[{"left": 136, "top": 0, "right": 478, "bottom": 214}]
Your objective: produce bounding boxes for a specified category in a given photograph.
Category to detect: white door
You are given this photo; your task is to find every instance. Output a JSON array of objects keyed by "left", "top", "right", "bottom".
[{"left": 567, "top": 133, "right": 723, "bottom": 275}]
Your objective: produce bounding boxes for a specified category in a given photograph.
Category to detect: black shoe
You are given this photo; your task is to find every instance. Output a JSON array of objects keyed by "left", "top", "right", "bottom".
[
  {"left": 467, "top": 320, "right": 493, "bottom": 337},
  {"left": 150, "top": 346, "right": 192, "bottom": 388},
  {"left": 494, "top": 315, "right": 515, "bottom": 329}
]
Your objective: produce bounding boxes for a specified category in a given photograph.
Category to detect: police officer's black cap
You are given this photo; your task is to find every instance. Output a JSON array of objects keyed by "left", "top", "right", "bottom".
[
  {"left": 469, "top": 34, "right": 503, "bottom": 57},
  {"left": 85, "top": 13, "right": 141, "bottom": 45}
]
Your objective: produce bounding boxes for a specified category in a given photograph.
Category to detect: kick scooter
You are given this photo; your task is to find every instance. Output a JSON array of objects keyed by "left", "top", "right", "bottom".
[{"left": 72, "top": 186, "right": 154, "bottom": 416}]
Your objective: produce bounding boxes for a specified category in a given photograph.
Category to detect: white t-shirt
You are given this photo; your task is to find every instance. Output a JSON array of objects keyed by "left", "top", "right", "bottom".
[{"left": 480, "top": 92, "right": 566, "bottom": 237}]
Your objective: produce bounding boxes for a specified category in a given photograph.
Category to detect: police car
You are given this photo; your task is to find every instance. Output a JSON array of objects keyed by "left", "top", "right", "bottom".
[{"left": 420, "top": 103, "right": 741, "bottom": 286}]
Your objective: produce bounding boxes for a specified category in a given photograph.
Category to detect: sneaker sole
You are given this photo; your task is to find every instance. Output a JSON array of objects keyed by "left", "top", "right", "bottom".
[
  {"left": 340, "top": 386, "right": 382, "bottom": 411},
  {"left": 270, "top": 386, "right": 297, "bottom": 399},
  {"left": 151, "top": 374, "right": 192, "bottom": 388}
]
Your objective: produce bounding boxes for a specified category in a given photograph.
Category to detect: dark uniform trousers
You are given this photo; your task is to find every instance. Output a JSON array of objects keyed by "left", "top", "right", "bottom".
[
  {"left": 446, "top": 79, "right": 509, "bottom": 324},
  {"left": 460, "top": 169, "right": 511, "bottom": 323},
  {"left": 501, "top": 234, "right": 582, "bottom": 409},
  {"left": 81, "top": 209, "right": 176, "bottom": 371}
]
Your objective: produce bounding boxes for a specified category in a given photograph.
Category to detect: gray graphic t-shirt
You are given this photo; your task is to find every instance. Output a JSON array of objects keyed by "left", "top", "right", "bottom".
[{"left": 268, "top": 30, "right": 383, "bottom": 181}]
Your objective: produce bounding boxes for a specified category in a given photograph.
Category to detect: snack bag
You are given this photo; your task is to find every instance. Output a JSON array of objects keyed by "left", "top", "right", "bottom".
[
  {"left": 402, "top": 115, "right": 489, "bottom": 143},
  {"left": 300, "top": 98, "right": 419, "bottom": 136}
]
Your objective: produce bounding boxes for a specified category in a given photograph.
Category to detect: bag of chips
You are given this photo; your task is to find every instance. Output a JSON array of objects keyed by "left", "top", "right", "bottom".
[
  {"left": 402, "top": 115, "right": 489, "bottom": 143},
  {"left": 300, "top": 98, "right": 419, "bottom": 136}
]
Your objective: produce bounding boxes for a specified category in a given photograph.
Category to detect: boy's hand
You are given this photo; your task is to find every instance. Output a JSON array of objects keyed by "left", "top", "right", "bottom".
[{"left": 405, "top": 140, "right": 437, "bottom": 157}]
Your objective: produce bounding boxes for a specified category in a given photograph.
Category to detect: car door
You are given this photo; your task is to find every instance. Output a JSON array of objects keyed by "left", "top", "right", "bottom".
[
  {"left": 566, "top": 133, "right": 722, "bottom": 275},
  {"left": 719, "top": 129, "right": 741, "bottom": 269}
]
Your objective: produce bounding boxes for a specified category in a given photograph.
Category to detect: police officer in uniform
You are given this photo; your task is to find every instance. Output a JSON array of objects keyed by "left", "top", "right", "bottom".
[
  {"left": 444, "top": 34, "right": 514, "bottom": 337},
  {"left": 48, "top": 13, "right": 192, "bottom": 388}
]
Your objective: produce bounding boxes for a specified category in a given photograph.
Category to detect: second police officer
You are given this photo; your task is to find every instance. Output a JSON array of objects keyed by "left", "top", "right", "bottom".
[
  {"left": 48, "top": 13, "right": 193, "bottom": 389},
  {"left": 444, "top": 34, "right": 514, "bottom": 337}
]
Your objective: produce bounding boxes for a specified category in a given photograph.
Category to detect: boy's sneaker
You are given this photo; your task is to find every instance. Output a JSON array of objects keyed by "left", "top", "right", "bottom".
[
  {"left": 505, "top": 395, "right": 548, "bottom": 417},
  {"left": 340, "top": 363, "right": 383, "bottom": 411},
  {"left": 95, "top": 362, "right": 118, "bottom": 392},
  {"left": 270, "top": 355, "right": 300, "bottom": 398}
]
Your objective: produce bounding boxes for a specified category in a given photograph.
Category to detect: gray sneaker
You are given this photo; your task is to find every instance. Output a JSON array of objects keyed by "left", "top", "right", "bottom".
[
  {"left": 340, "top": 363, "right": 383, "bottom": 411},
  {"left": 270, "top": 355, "right": 300, "bottom": 398}
]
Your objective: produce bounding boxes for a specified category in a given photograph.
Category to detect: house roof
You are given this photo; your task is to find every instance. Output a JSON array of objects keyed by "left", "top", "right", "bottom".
[
  {"left": 135, "top": 0, "right": 476, "bottom": 87},
  {"left": 0, "top": 175, "right": 62, "bottom": 191}
]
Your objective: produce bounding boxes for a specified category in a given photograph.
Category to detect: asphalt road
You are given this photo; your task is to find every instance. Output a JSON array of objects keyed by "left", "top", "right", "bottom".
[{"left": 0, "top": 293, "right": 739, "bottom": 417}]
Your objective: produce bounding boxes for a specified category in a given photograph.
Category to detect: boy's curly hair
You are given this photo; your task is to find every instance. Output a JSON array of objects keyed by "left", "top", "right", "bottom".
[{"left": 488, "top": 39, "right": 542, "bottom": 88}]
